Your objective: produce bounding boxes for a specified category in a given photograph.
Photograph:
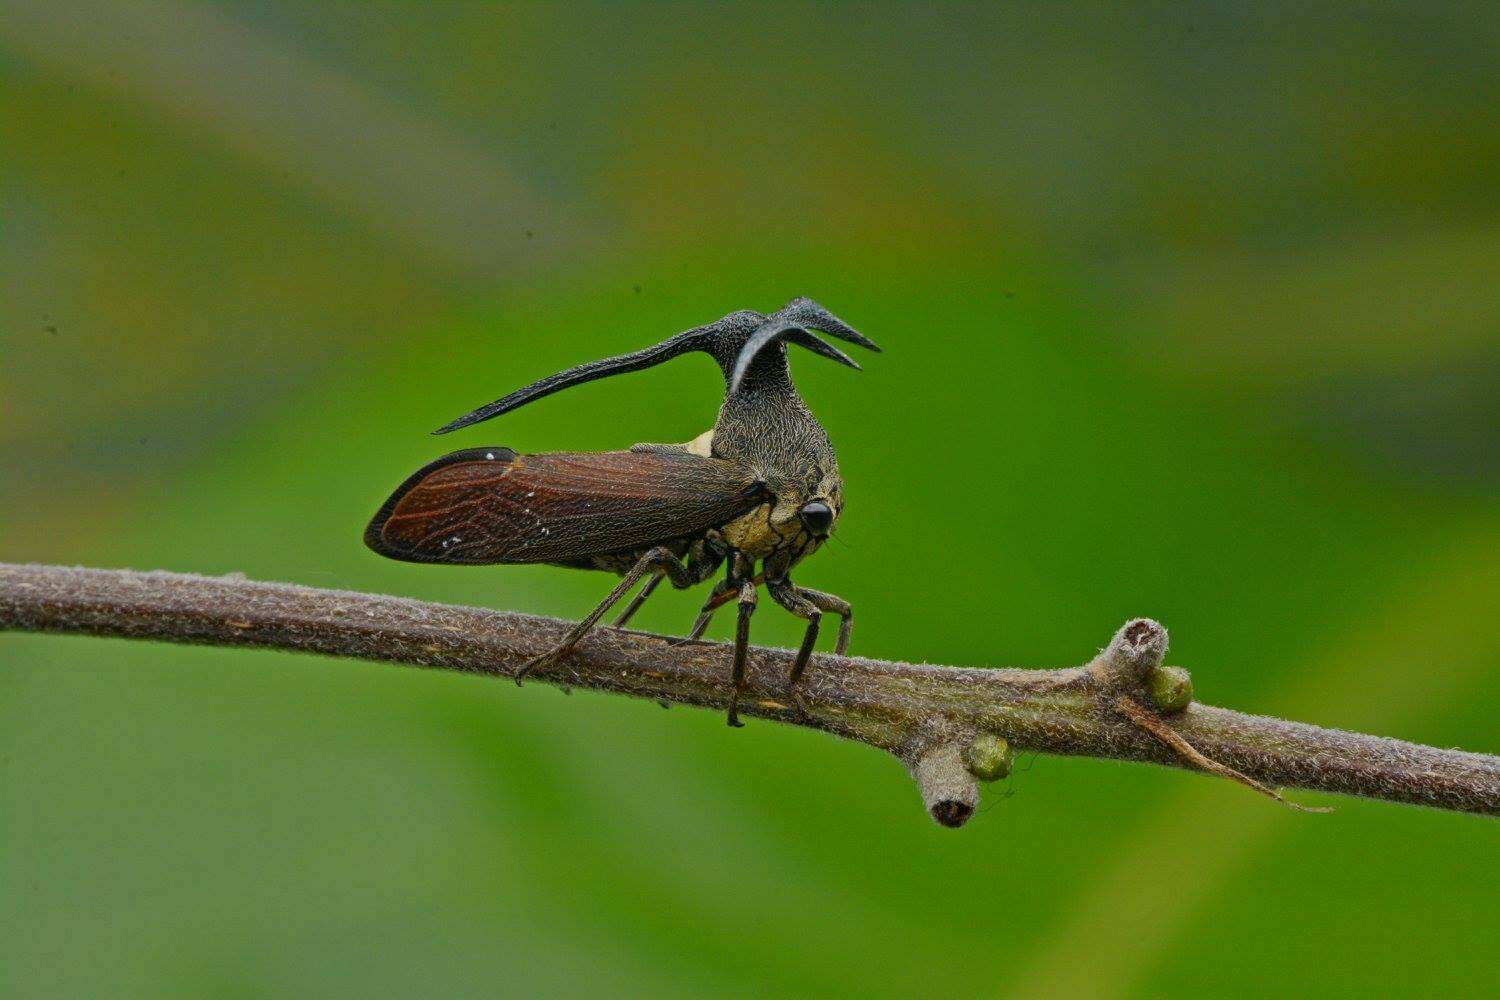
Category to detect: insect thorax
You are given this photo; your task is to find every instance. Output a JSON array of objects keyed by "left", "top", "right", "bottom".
[{"left": 705, "top": 382, "right": 842, "bottom": 574}]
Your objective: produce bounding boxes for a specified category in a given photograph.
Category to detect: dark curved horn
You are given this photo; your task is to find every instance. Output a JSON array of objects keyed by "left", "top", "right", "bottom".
[
  {"left": 773, "top": 297, "right": 880, "bottom": 352},
  {"left": 433, "top": 327, "right": 718, "bottom": 434},
  {"left": 433, "top": 300, "right": 873, "bottom": 433},
  {"left": 728, "top": 321, "right": 859, "bottom": 396}
]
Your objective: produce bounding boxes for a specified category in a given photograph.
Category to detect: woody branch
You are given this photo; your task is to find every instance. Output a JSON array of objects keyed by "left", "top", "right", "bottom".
[{"left": 2, "top": 563, "right": 1496, "bottom": 827}]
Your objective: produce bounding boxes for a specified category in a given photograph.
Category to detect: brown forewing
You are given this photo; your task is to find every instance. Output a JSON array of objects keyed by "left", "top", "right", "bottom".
[{"left": 365, "top": 447, "right": 767, "bottom": 565}]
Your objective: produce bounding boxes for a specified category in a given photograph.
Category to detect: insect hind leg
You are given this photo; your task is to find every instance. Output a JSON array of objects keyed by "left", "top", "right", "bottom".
[
  {"left": 610, "top": 573, "right": 662, "bottom": 628},
  {"left": 515, "top": 546, "right": 703, "bottom": 686},
  {"left": 613, "top": 539, "right": 725, "bottom": 629}
]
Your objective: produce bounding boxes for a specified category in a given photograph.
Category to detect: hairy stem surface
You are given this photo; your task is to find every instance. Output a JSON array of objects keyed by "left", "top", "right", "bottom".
[{"left": 2, "top": 563, "right": 1496, "bottom": 826}]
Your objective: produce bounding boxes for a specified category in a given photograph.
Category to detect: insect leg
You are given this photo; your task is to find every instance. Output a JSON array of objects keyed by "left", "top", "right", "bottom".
[
  {"left": 610, "top": 574, "right": 662, "bottom": 628},
  {"left": 675, "top": 553, "right": 743, "bottom": 642},
  {"left": 679, "top": 578, "right": 734, "bottom": 643},
  {"left": 726, "top": 579, "right": 757, "bottom": 728},
  {"left": 676, "top": 553, "right": 761, "bottom": 644},
  {"left": 616, "top": 539, "right": 724, "bottom": 630},
  {"left": 791, "top": 586, "right": 853, "bottom": 655},
  {"left": 768, "top": 578, "right": 822, "bottom": 692},
  {"left": 515, "top": 546, "right": 698, "bottom": 685}
]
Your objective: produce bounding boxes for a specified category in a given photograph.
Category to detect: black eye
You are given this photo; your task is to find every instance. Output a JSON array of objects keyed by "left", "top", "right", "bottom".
[{"left": 799, "top": 501, "right": 834, "bottom": 537}]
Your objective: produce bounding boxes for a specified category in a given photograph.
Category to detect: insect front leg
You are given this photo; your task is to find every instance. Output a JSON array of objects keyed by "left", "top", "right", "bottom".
[
  {"left": 515, "top": 546, "right": 703, "bottom": 685},
  {"left": 767, "top": 578, "right": 847, "bottom": 715},
  {"left": 792, "top": 586, "right": 853, "bottom": 655}
]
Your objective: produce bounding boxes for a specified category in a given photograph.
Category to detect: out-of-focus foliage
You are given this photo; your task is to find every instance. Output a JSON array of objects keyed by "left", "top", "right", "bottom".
[{"left": 2, "top": 4, "right": 1496, "bottom": 998}]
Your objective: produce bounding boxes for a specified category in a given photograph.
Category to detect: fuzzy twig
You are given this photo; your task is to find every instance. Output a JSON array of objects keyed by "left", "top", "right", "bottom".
[{"left": 2, "top": 563, "right": 1496, "bottom": 827}]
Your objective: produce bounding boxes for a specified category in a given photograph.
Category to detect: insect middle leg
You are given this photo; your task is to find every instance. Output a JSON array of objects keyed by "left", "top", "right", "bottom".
[
  {"left": 725, "top": 579, "right": 757, "bottom": 728},
  {"left": 677, "top": 554, "right": 752, "bottom": 643},
  {"left": 515, "top": 546, "right": 712, "bottom": 685},
  {"left": 674, "top": 554, "right": 759, "bottom": 728}
]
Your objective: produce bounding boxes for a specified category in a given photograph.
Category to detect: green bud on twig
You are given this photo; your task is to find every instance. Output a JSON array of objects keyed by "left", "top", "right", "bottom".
[
  {"left": 964, "top": 733, "right": 1014, "bottom": 781},
  {"left": 1147, "top": 665, "right": 1193, "bottom": 713}
]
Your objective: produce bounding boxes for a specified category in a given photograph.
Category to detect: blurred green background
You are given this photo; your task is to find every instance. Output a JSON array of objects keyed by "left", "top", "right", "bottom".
[{"left": 2, "top": 3, "right": 1497, "bottom": 997}]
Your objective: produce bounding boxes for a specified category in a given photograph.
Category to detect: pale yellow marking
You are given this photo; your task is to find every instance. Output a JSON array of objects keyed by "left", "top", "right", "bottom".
[
  {"left": 719, "top": 502, "right": 795, "bottom": 558},
  {"left": 684, "top": 429, "right": 715, "bottom": 457}
]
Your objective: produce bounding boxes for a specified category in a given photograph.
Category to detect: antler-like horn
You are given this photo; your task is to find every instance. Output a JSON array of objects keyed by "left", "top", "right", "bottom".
[
  {"left": 726, "top": 297, "right": 880, "bottom": 395},
  {"left": 728, "top": 321, "right": 861, "bottom": 396},
  {"left": 432, "top": 324, "right": 723, "bottom": 434},
  {"left": 774, "top": 296, "right": 881, "bottom": 352},
  {"left": 434, "top": 298, "right": 876, "bottom": 433}
]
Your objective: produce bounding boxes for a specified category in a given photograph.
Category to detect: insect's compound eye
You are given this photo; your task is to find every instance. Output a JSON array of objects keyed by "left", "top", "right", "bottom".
[{"left": 799, "top": 501, "right": 834, "bottom": 538}]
